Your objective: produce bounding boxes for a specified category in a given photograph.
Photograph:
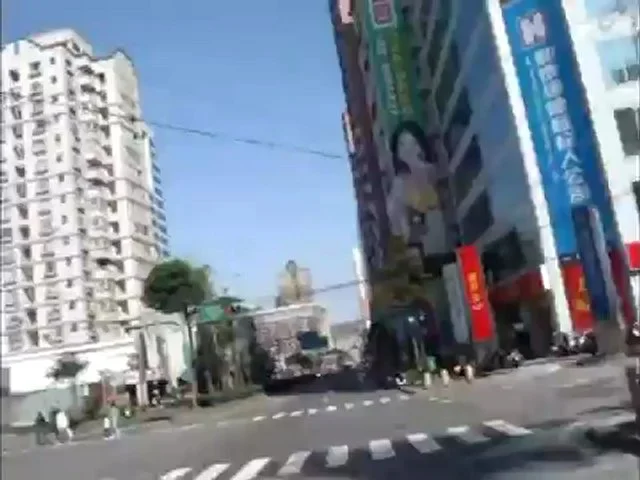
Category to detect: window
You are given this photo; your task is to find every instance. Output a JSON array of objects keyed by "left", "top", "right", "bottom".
[
  {"left": 614, "top": 107, "right": 640, "bottom": 156},
  {"left": 35, "top": 158, "right": 48, "bottom": 174},
  {"left": 39, "top": 217, "right": 53, "bottom": 236},
  {"left": 461, "top": 191, "right": 494, "bottom": 243},
  {"left": 452, "top": 137, "right": 483, "bottom": 204},
  {"left": 69, "top": 300, "right": 76, "bottom": 310},
  {"left": 36, "top": 178, "right": 49, "bottom": 195},
  {"left": 8, "top": 69, "right": 19, "bottom": 82},
  {"left": 584, "top": 0, "right": 638, "bottom": 18},
  {"left": 44, "top": 261, "right": 57, "bottom": 277},
  {"left": 49, "top": 57, "right": 56, "bottom": 65},
  {"left": 61, "top": 215, "right": 68, "bottom": 224},
  {"left": 597, "top": 35, "right": 640, "bottom": 87},
  {"left": 633, "top": 180, "right": 640, "bottom": 217}
]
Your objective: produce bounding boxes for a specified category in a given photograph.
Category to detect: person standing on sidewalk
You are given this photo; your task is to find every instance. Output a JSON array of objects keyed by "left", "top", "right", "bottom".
[
  {"left": 55, "top": 408, "right": 73, "bottom": 443},
  {"left": 34, "top": 411, "right": 48, "bottom": 446},
  {"left": 108, "top": 401, "right": 121, "bottom": 439}
]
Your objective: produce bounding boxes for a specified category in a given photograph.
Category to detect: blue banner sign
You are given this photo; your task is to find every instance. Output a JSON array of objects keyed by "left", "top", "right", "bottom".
[
  {"left": 572, "top": 206, "right": 616, "bottom": 321},
  {"left": 501, "top": 0, "right": 620, "bottom": 257}
]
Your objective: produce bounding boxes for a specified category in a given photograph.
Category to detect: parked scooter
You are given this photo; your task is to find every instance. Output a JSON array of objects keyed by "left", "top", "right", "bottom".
[
  {"left": 577, "top": 330, "right": 598, "bottom": 356},
  {"left": 551, "top": 331, "right": 598, "bottom": 356}
]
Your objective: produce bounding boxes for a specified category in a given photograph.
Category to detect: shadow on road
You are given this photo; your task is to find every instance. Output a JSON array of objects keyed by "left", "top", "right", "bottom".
[{"left": 263, "top": 370, "right": 396, "bottom": 397}]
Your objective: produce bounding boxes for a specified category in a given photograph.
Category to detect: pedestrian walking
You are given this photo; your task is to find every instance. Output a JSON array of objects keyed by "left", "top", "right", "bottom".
[
  {"left": 109, "top": 401, "right": 121, "bottom": 439},
  {"left": 34, "top": 411, "right": 48, "bottom": 446},
  {"left": 55, "top": 408, "right": 73, "bottom": 442}
]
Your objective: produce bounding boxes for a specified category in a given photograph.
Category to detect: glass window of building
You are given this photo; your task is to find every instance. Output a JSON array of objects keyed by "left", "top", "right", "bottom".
[
  {"left": 596, "top": 35, "right": 640, "bottom": 87},
  {"left": 584, "top": 0, "right": 639, "bottom": 18},
  {"left": 461, "top": 190, "right": 493, "bottom": 243},
  {"left": 614, "top": 107, "right": 640, "bottom": 156}
]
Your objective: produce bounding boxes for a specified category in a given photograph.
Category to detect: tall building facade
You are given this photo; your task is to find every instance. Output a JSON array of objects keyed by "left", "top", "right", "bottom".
[
  {"left": 0, "top": 29, "right": 169, "bottom": 394},
  {"left": 331, "top": 0, "right": 639, "bottom": 354},
  {"left": 331, "top": 0, "right": 390, "bottom": 276}
]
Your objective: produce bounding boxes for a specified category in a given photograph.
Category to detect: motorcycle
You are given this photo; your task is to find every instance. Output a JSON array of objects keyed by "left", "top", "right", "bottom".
[{"left": 577, "top": 330, "right": 598, "bottom": 356}]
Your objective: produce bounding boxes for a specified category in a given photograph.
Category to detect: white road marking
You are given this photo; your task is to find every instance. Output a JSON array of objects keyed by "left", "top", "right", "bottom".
[
  {"left": 446, "top": 425, "right": 490, "bottom": 444},
  {"left": 290, "top": 410, "right": 304, "bottom": 417},
  {"left": 440, "top": 398, "right": 452, "bottom": 404},
  {"left": 252, "top": 416, "right": 265, "bottom": 422},
  {"left": 379, "top": 396, "right": 391, "bottom": 404},
  {"left": 369, "top": 438, "right": 395, "bottom": 460},
  {"left": 398, "top": 394, "right": 410, "bottom": 400},
  {"left": 345, "top": 402, "right": 354, "bottom": 410},
  {"left": 160, "top": 467, "right": 192, "bottom": 480},
  {"left": 363, "top": 400, "right": 374, "bottom": 406},
  {"left": 484, "top": 419, "right": 532, "bottom": 437},
  {"left": 228, "top": 457, "right": 271, "bottom": 480},
  {"left": 307, "top": 408, "right": 318, "bottom": 415},
  {"left": 277, "top": 450, "right": 312, "bottom": 475},
  {"left": 272, "top": 412, "right": 287, "bottom": 419},
  {"left": 326, "top": 445, "right": 349, "bottom": 467},
  {"left": 178, "top": 423, "right": 201, "bottom": 431},
  {"left": 193, "top": 463, "right": 231, "bottom": 480},
  {"left": 429, "top": 396, "right": 438, "bottom": 401},
  {"left": 326, "top": 405, "right": 338, "bottom": 412},
  {"left": 406, "top": 433, "right": 440, "bottom": 453}
]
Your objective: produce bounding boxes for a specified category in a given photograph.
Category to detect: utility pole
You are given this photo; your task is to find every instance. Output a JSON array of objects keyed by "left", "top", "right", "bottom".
[{"left": 117, "top": 317, "right": 181, "bottom": 408}]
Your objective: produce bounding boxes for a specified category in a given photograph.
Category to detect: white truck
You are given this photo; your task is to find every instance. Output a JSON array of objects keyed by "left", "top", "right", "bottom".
[{"left": 252, "top": 303, "right": 332, "bottom": 387}]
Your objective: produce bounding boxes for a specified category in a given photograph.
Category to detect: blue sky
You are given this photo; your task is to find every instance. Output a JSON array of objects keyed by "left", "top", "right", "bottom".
[{"left": 5, "top": 0, "right": 361, "bottom": 322}]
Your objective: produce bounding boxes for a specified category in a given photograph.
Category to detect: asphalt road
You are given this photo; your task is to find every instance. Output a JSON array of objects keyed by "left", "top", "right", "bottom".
[{"left": 2, "top": 359, "right": 639, "bottom": 479}]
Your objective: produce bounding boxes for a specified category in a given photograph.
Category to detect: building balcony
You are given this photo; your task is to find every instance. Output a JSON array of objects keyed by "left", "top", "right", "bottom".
[
  {"left": 86, "top": 148, "right": 107, "bottom": 167},
  {"left": 86, "top": 167, "right": 111, "bottom": 185},
  {"left": 93, "top": 264, "right": 118, "bottom": 280}
]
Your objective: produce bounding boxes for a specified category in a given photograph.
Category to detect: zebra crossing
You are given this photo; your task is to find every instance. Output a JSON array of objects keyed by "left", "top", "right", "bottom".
[
  {"left": 218, "top": 392, "right": 452, "bottom": 428},
  {"left": 142, "top": 419, "right": 534, "bottom": 480}
]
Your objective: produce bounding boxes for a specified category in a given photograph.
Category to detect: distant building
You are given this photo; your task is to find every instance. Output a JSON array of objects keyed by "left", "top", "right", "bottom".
[{"left": 275, "top": 260, "right": 314, "bottom": 307}]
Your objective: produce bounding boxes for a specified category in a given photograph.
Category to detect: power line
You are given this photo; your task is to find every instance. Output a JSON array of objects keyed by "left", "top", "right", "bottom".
[
  {"left": 2, "top": 97, "right": 638, "bottom": 309},
  {"left": 0, "top": 94, "right": 347, "bottom": 160}
]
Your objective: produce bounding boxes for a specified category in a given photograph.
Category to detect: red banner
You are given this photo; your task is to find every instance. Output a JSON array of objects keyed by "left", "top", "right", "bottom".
[
  {"left": 457, "top": 245, "right": 494, "bottom": 343},
  {"left": 560, "top": 260, "right": 595, "bottom": 334},
  {"left": 610, "top": 247, "right": 637, "bottom": 326},
  {"left": 627, "top": 241, "right": 640, "bottom": 271}
]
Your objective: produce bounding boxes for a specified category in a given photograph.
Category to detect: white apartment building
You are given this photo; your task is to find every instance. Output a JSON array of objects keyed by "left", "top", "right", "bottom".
[
  {"left": 0, "top": 29, "right": 169, "bottom": 398},
  {"left": 338, "top": 0, "right": 638, "bottom": 354}
]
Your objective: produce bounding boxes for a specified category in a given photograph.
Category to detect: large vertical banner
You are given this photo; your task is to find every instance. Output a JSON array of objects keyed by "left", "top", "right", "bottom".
[
  {"left": 359, "top": 0, "right": 446, "bottom": 266},
  {"left": 560, "top": 260, "right": 595, "bottom": 333},
  {"left": 501, "top": 0, "right": 626, "bottom": 324},
  {"left": 457, "top": 246, "right": 495, "bottom": 343}
]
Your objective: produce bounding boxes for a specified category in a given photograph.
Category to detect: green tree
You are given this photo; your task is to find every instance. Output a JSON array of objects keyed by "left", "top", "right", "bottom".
[
  {"left": 371, "top": 236, "right": 430, "bottom": 311},
  {"left": 142, "top": 259, "right": 206, "bottom": 408}
]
